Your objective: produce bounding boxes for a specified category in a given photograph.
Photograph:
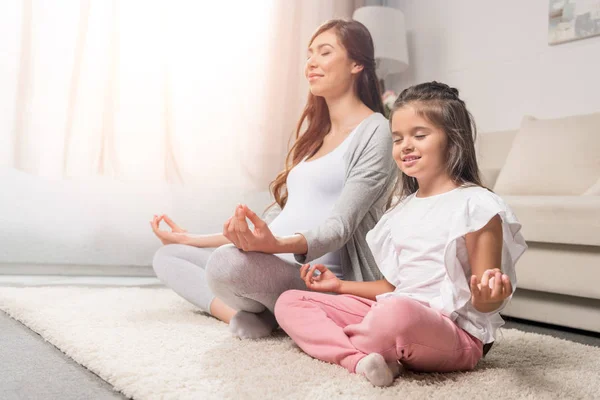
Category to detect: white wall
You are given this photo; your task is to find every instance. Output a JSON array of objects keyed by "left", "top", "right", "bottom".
[{"left": 386, "top": 0, "right": 600, "bottom": 132}]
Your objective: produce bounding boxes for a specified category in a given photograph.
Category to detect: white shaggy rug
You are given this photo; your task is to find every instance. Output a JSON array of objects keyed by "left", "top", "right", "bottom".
[{"left": 1, "top": 287, "right": 599, "bottom": 400}]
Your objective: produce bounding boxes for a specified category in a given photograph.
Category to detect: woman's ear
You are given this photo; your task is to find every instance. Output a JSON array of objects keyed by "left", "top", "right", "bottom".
[{"left": 351, "top": 62, "right": 364, "bottom": 74}]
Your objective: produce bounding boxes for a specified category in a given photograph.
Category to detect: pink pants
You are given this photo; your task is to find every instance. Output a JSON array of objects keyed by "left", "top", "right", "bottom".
[{"left": 274, "top": 290, "right": 483, "bottom": 374}]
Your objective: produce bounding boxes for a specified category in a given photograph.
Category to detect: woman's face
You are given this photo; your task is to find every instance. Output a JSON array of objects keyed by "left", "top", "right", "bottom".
[{"left": 305, "top": 29, "right": 362, "bottom": 98}]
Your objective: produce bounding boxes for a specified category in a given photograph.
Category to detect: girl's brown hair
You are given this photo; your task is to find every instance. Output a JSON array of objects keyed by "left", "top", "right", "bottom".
[
  {"left": 388, "top": 81, "right": 484, "bottom": 204},
  {"left": 269, "top": 19, "right": 384, "bottom": 209}
]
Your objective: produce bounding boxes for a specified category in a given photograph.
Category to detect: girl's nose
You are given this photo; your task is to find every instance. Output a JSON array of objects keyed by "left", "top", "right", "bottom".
[{"left": 401, "top": 140, "right": 413, "bottom": 152}]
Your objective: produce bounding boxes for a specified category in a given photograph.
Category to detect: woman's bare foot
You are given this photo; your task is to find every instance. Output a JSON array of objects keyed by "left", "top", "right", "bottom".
[{"left": 209, "top": 297, "right": 236, "bottom": 324}]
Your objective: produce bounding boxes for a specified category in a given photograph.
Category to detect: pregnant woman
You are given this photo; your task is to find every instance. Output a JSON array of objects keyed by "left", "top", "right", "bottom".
[{"left": 151, "top": 18, "right": 396, "bottom": 339}]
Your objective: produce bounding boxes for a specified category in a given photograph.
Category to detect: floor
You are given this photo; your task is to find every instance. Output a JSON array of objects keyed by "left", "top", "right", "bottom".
[{"left": 1, "top": 276, "right": 600, "bottom": 400}]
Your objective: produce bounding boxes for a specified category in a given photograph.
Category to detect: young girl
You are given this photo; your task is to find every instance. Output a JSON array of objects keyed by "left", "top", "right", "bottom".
[{"left": 274, "top": 81, "right": 527, "bottom": 387}]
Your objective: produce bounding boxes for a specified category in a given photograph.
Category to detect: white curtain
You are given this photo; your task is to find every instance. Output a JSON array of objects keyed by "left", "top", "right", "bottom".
[{"left": 0, "top": 0, "right": 362, "bottom": 191}]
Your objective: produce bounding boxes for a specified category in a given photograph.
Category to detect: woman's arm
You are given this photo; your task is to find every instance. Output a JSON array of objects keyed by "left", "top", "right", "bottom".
[
  {"left": 465, "top": 214, "right": 512, "bottom": 313},
  {"left": 224, "top": 119, "right": 393, "bottom": 257},
  {"left": 295, "top": 120, "right": 395, "bottom": 263},
  {"left": 180, "top": 233, "right": 231, "bottom": 248},
  {"left": 274, "top": 234, "right": 308, "bottom": 254},
  {"left": 151, "top": 214, "right": 231, "bottom": 248}
]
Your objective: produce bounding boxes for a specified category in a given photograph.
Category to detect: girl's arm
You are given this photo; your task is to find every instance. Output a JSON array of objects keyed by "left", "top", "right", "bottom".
[
  {"left": 465, "top": 214, "right": 511, "bottom": 313},
  {"left": 337, "top": 279, "right": 396, "bottom": 301},
  {"left": 301, "top": 264, "right": 395, "bottom": 301}
]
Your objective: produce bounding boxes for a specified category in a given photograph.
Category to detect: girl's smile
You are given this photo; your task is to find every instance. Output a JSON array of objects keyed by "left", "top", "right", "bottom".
[{"left": 401, "top": 155, "right": 421, "bottom": 168}]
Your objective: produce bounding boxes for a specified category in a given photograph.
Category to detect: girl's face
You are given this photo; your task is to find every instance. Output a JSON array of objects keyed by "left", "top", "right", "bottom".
[
  {"left": 305, "top": 29, "right": 362, "bottom": 98},
  {"left": 391, "top": 105, "right": 449, "bottom": 181}
]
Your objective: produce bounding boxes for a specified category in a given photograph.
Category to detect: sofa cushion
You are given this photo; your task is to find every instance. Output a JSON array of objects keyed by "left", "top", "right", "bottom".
[
  {"left": 584, "top": 178, "right": 600, "bottom": 195},
  {"left": 476, "top": 129, "right": 518, "bottom": 170},
  {"left": 476, "top": 129, "right": 518, "bottom": 189},
  {"left": 494, "top": 113, "right": 600, "bottom": 196},
  {"left": 503, "top": 195, "right": 600, "bottom": 246}
]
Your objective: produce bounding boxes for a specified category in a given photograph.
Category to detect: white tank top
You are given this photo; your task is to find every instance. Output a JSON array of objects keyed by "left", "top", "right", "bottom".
[{"left": 268, "top": 123, "right": 362, "bottom": 276}]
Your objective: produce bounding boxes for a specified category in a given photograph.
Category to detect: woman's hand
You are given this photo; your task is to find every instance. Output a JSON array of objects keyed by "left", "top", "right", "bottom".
[
  {"left": 470, "top": 268, "right": 512, "bottom": 313},
  {"left": 223, "top": 205, "right": 279, "bottom": 253},
  {"left": 150, "top": 214, "right": 188, "bottom": 245},
  {"left": 222, "top": 206, "right": 245, "bottom": 249},
  {"left": 300, "top": 264, "right": 342, "bottom": 293}
]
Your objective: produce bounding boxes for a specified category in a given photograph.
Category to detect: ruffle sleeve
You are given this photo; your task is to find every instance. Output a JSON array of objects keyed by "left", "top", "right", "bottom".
[
  {"left": 429, "top": 189, "right": 528, "bottom": 343},
  {"left": 365, "top": 198, "right": 410, "bottom": 286}
]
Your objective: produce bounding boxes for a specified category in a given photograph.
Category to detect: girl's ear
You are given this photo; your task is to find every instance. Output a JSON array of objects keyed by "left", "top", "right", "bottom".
[{"left": 351, "top": 62, "right": 364, "bottom": 74}]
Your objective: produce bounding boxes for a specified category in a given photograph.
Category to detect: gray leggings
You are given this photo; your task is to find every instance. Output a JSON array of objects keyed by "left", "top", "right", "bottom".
[{"left": 152, "top": 244, "right": 309, "bottom": 314}]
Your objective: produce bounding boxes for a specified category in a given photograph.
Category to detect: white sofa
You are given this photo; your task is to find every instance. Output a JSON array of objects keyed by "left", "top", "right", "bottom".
[{"left": 477, "top": 112, "right": 600, "bottom": 333}]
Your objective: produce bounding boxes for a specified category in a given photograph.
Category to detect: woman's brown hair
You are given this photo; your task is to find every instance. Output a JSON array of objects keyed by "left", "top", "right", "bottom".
[{"left": 269, "top": 19, "right": 384, "bottom": 210}]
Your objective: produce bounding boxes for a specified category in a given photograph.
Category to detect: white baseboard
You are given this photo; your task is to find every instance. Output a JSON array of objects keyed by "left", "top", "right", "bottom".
[{"left": 0, "top": 263, "right": 155, "bottom": 277}]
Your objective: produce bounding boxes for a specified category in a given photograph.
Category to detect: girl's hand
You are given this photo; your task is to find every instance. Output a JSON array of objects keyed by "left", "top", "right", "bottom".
[
  {"left": 300, "top": 264, "right": 342, "bottom": 293},
  {"left": 150, "top": 214, "right": 188, "bottom": 245},
  {"left": 470, "top": 268, "right": 512, "bottom": 312},
  {"left": 223, "top": 205, "right": 278, "bottom": 253}
]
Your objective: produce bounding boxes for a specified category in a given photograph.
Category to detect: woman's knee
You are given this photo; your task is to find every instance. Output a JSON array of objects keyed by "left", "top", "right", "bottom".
[
  {"left": 204, "top": 244, "right": 247, "bottom": 291},
  {"left": 152, "top": 244, "right": 184, "bottom": 281}
]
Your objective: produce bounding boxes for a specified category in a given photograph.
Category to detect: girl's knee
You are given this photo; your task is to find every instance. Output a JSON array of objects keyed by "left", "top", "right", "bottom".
[
  {"left": 274, "top": 290, "right": 305, "bottom": 325},
  {"left": 274, "top": 290, "right": 304, "bottom": 310},
  {"left": 380, "top": 296, "right": 419, "bottom": 315},
  {"left": 370, "top": 297, "right": 421, "bottom": 336}
]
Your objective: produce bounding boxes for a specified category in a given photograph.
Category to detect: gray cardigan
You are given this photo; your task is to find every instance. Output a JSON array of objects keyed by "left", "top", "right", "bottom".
[{"left": 266, "top": 113, "right": 396, "bottom": 282}]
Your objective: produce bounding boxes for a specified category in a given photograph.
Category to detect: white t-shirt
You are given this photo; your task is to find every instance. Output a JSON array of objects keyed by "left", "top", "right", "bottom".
[
  {"left": 366, "top": 186, "right": 527, "bottom": 343},
  {"left": 268, "top": 122, "right": 363, "bottom": 276}
]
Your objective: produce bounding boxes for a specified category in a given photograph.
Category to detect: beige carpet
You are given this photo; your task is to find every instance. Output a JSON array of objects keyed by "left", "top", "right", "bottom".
[{"left": 1, "top": 287, "right": 598, "bottom": 400}]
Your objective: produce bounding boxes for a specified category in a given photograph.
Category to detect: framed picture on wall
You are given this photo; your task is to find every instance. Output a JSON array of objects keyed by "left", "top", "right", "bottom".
[{"left": 548, "top": 0, "right": 600, "bottom": 44}]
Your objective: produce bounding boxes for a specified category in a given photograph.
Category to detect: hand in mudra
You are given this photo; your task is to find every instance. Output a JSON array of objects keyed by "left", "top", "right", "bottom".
[
  {"left": 223, "top": 204, "right": 278, "bottom": 253},
  {"left": 150, "top": 214, "right": 187, "bottom": 245},
  {"left": 300, "top": 264, "right": 342, "bottom": 293},
  {"left": 470, "top": 268, "right": 513, "bottom": 312}
]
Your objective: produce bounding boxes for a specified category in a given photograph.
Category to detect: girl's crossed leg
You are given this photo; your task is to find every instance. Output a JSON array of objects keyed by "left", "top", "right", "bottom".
[{"left": 275, "top": 291, "right": 483, "bottom": 385}]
